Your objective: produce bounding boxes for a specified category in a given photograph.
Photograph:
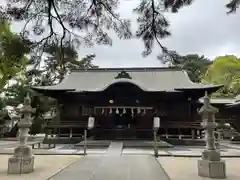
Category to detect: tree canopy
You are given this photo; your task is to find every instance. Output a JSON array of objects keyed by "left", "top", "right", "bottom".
[
  {"left": 3, "top": 42, "right": 98, "bottom": 135},
  {"left": 0, "top": 17, "right": 98, "bottom": 134},
  {"left": 1, "top": 0, "right": 238, "bottom": 62},
  {"left": 0, "top": 20, "right": 30, "bottom": 89},
  {"left": 202, "top": 55, "right": 240, "bottom": 97},
  {"left": 172, "top": 54, "right": 211, "bottom": 82}
]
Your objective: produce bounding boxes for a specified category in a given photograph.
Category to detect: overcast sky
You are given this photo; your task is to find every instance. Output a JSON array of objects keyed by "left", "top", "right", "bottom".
[{"left": 11, "top": 0, "right": 240, "bottom": 67}]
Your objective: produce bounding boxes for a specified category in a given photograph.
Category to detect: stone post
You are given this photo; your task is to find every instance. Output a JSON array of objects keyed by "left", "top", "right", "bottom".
[
  {"left": 8, "top": 94, "right": 36, "bottom": 174},
  {"left": 153, "top": 116, "right": 160, "bottom": 157},
  {"left": 197, "top": 91, "right": 226, "bottom": 179}
]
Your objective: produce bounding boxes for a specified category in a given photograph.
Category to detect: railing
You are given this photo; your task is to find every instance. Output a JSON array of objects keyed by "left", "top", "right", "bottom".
[
  {"left": 45, "top": 120, "right": 203, "bottom": 129},
  {"left": 46, "top": 121, "right": 88, "bottom": 128},
  {"left": 46, "top": 118, "right": 235, "bottom": 129}
]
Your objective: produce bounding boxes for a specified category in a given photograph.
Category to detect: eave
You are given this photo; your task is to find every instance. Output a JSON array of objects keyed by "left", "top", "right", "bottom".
[
  {"left": 226, "top": 101, "right": 240, "bottom": 108},
  {"left": 31, "top": 87, "right": 75, "bottom": 98},
  {"left": 175, "top": 84, "right": 223, "bottom": 92}
]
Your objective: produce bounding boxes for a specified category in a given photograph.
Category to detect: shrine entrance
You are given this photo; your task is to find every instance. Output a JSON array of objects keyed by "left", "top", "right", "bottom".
[{"left": 93, "top": 106, "right": 155, "bottom": 140}]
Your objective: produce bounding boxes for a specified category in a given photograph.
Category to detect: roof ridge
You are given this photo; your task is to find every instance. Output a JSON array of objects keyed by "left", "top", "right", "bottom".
[{"left": 71, "top": 66, "right": 182, "bottom": 72}]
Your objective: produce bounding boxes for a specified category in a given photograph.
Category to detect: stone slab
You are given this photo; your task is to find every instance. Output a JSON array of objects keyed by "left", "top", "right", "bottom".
[
  {"left": 198, "top": 159, "right": 226, "bottom": 179},
  {"left": 77, "top": 149, "right": 106, "bottom": 154},
  {"left": 168, "top": 150, "right": 201, "bottom": 156},
  {"left": 122, "top": 148, "right": 169, "bottom": 155},
  {"left": 53, "top": 149, "right": 78, "bottom": 154},
  {"left": 75, "top": 140, "right": 111, "bottom": 148}
]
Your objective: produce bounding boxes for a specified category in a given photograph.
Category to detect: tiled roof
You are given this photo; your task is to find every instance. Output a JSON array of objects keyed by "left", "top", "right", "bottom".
[{"left": 32, "top": 67, "right": 222, "bottom": 92}]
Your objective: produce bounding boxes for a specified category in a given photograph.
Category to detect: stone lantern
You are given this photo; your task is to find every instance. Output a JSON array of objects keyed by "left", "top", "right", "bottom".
[
  {"left": 197, "top": 91, "right": 226, "bottom": 179},
  {"left": 8, "top": 94, "right": 36, "bottom": 174}
]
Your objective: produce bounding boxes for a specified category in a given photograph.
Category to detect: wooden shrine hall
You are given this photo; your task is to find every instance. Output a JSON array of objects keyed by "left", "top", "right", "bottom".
[{"left": 32, "top": 67, "right": 224, "bottom": 140}]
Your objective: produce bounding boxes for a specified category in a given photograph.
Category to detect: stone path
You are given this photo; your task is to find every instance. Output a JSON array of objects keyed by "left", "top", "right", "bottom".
[
  {"left": 49, "top": 156, "right": 170, "bottom": 180},
  {"left": 50, "top": 141, "right": 170, "bottom": 180},
  {"left": 106, "top": 142, "right": 123, "bottom": 156}
]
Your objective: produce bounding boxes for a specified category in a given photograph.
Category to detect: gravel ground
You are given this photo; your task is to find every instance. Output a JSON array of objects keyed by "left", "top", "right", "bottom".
[
  {"left": 158, "top": 157, "right": 240, "bottom": 180},
  {"left": 0, "top": 155, "right": 80, "bottom": 180}
]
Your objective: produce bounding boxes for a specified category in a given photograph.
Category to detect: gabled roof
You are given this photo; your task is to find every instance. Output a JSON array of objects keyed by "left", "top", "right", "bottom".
[{"left": 32, "top": 67, "right": 223, "bottom": 93}]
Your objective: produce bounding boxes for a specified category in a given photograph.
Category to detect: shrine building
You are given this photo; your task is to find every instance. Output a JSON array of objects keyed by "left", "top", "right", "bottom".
[{"left": 32, "top": 67, "right": 239, "bottom": 140}]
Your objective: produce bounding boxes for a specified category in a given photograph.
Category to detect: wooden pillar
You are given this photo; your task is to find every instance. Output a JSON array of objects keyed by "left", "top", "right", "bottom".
[
  {"left": 84, "top": 129, "right": 87, "bottom": 155},
  {"left": 58, "top": 128, "right": 60, "bottom": 137},
  {"left": 191, "top": 129, "right": 195, "bottom": 139}
]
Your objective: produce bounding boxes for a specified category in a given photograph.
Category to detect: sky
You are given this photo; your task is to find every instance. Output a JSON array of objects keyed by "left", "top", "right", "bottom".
[{"left": 11, "top": 0, "right": 240, "bottom": 67}]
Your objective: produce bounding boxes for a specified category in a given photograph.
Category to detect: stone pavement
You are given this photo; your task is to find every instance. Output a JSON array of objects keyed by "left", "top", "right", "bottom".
[{"left": 49, "top": 156, "right": 170, "bottom": 180}]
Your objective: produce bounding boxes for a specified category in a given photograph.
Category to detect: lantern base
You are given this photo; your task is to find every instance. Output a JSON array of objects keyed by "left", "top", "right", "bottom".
[
  {"left": 8, "top": 155, "right": 34, "bottom": 174},
  {"left": 198, "top": 159, "right": 226, "bottom": 179},
  {"left": 8, "top": 145, "right": 34, "bottom": 174}
]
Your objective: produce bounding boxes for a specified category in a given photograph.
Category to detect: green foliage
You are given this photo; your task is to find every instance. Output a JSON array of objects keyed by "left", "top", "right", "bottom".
[
  {"left": 4, "top": 81, "right": 57, "bottom": 135},
  {"left": 172, "top": 54, "right": 211, "bottom": 82},
  {"left": 202, "top": 55, "right": 240, "bottom": 97},
  {"left": 3, "top": 42, "right": 98, "bottom": 135},
  {"left": 0, "top": 20, "right": 30, "bottom": 89},
  {"left": 0, "top": 19, "right": 31, "bottom": 126}
]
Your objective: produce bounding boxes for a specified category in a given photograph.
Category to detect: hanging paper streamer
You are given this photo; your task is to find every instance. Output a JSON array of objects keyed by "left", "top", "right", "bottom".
[
  {"left": 110, "top": 108, "right": 112, "bottom": 114},
  {"left": 101, "top": 108, "right": 105, "bottom": 114},
  {"left": 116, "top": 108, "right": 119, "bottom": 114}
]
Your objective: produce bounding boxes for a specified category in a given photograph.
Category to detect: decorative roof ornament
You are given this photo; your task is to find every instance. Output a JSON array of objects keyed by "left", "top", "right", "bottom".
[{"left": 115, "top": 70, "right": 132, "bottom": 79}]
